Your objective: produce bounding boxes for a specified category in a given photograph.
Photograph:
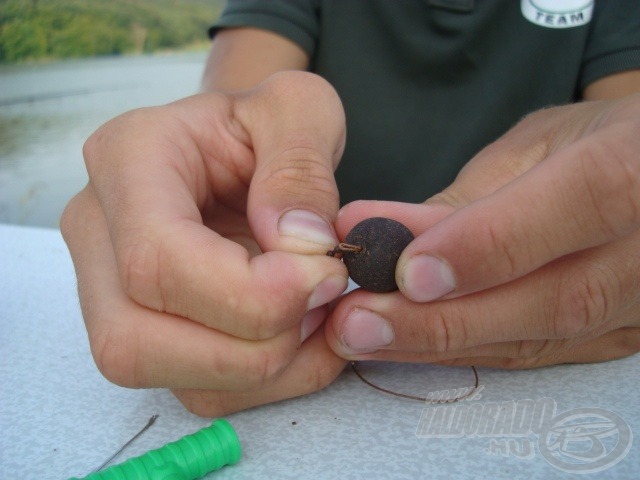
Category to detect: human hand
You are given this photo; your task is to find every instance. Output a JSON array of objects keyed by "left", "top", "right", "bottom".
[
  {"left": 61, "top": 72, "right": 350, "bottom": 416},
  {"left": 326, "top": 94, "right": 640, "bottom": 368}
]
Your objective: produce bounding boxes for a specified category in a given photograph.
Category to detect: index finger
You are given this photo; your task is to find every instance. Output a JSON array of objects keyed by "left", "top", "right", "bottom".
[{"left": 397, "top": 100, "right": 640, "bottom": 302}]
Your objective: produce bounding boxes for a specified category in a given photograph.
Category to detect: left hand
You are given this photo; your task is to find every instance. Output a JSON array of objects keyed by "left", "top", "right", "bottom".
[{"left": 326, "top": 94, "right": 640, "bottom": 369}]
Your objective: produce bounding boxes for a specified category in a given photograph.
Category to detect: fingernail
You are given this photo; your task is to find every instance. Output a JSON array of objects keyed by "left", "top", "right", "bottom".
[
  {"left": 342, "top": 308, "right": 394, "bottom": 353},
  {"left": 278, "top": 209, "right": 337, "bottom": 246},
  {"left": 308, "top": 275, "right": 347, "bottom": 311},
  {"left": 301, "top": 307, "right": 325, "bottom": 343},
  {"left": 401, "top": 254, "right": 456, "bottom": 302}
]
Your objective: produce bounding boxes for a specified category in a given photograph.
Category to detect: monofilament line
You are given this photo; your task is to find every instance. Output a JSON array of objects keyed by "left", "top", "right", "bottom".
[{"left": 351, "top": 362, "right": 479, "bottom": 404}]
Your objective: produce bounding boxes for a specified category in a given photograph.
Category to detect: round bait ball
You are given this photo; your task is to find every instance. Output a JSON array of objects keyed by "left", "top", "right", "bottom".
[{"left": 342, "top": 217, "right": 414, "bottom": 292}]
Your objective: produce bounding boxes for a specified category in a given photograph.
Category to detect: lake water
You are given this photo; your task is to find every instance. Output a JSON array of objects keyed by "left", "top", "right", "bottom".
[{"left": 0, "top": 51, "right": 208, "bottom": 227}]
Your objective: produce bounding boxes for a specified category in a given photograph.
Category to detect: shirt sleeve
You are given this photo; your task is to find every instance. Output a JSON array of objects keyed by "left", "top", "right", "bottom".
[
  {"left": 208, "top": 0, "right": 320, "bottom": 57},
  {"left": 580, "top": 0, "right": 640, "bottom": 90}
]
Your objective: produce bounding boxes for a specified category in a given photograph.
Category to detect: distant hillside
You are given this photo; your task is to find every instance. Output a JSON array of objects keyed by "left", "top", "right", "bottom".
[{"left": 0, "top": 0, "right": 225, "bottom": 63}]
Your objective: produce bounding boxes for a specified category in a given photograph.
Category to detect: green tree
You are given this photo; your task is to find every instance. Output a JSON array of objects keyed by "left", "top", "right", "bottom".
[
  {"left": 0, "top": 0, "right": 223, "bottom": 63},
  {"left": 48, "top": 14, "right": 131, "bottom": 57},
  {"left": 0, "top": 18, "right": 47, "bottom": 62}
]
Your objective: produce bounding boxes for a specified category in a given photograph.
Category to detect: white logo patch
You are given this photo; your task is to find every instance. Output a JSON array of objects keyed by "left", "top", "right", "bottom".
[{"left": 521, "top": 0, "right": 594, "bottom": 29}]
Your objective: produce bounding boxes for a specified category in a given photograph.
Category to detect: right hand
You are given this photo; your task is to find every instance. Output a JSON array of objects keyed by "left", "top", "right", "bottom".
[{"left": 61, "top": 72, "right": 349, "bottom": 416}]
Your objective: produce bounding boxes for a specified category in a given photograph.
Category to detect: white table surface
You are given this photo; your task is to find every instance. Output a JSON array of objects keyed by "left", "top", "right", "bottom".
[{"left": 1, "top": 223, "right": 638, "bottom": 479}]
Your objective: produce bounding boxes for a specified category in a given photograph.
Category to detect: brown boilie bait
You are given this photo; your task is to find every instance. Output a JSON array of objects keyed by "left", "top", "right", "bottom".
[{"left": 327, "top": 217, "right": 414, "bottom": 292}]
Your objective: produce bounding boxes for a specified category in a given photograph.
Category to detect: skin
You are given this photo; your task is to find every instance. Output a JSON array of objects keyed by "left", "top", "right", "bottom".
[
  {"left": 328, "top": 96, "right": 640, "bottom": 368},
  {"left": 61, "top": 28, "right": 640, "bottom": 416}
]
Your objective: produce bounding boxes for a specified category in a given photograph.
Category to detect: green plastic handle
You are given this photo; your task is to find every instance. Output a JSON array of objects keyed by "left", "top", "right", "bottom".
[{"left": 70, "top": 419, "right": 242, "bottom": 480}]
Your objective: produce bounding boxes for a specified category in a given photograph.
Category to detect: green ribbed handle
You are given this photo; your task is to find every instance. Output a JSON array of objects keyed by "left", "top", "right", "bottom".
[{"left": 70, "top": 419, "right": 241, "bottom": 480}]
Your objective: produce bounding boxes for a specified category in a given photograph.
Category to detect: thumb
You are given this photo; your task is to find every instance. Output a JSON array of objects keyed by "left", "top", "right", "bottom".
[{"left": 237, "top": 71, "right": 346, "bottom": 254}]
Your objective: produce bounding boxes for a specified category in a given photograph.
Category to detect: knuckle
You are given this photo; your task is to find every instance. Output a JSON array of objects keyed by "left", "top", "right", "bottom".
[
  {"left": 242, "top": 347, "right": 291, "bottom": 389},
  {"left": 580, "top": 128, "right": 640, "bottom": 237},
  {"left": 83, "top": 107, "right": 159, "bottom": 170},
  {"left": 246, "top": 315, "right": 278, "bottom": 341},
  {"left": 300, "top": 360, "right": 346, "bottom": 394},
  {"left": 514, "top": 339, "right": 557, "bottom": 359},
  {"left": 264, "top": 148, "right": 338, "bottom": 201},
  {"left": 60, "top": 186, "right": 101, "bottom": 242},
  {"left": 91, "top": 326, "right": 147, "bottom": 389},
  {"left": 251, "top": 71, "right": 346, "bottom": 164},
  {"left": 500, "top": 356, "right": 548, "bottom": 370},
  {"left": 238, "top": 267, "right": 307, "bottom": 340},
  {"left": 428, "top": 189, "right": 465, "bottom": 209},
  {"left": 265, "top": 71, "right": 343, "bottom": 115},
  {"left": 60, "top": 191, "right": 84, "bottom": 237},
  {"left": 423, "top": 306, "right": 467, "bottom": 353},
  {"left": 483, "top": 221, "right": 526, "bottom": 279},
  {"left": 494, "top": 357, "right": 527, "bottom": 370},
  {"left": 118, "top": 233, "right": 164, "bottom": 311},
  {"left": 82, "top": 128, "right": 103, "bottom": 169},
  {"left": 460, "top": 132, "right": 550, "bottom": 193},
  {"left": 553, "top": 267, "right": 612, "bottom": 338},
  {"left": 237, "top": 297, "right": 288, "bottom": 341}
]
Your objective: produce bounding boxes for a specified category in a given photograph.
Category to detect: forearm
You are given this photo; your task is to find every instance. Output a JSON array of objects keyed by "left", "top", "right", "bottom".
[
  {"left": 583, "top": 69, "right": 640, "bottom": 100},
  {"left": 201, "top": 27, "right": 310, "bottom": 93}
]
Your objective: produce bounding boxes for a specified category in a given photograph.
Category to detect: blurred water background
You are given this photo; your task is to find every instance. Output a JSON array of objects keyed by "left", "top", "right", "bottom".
[{"left": 0, "top": 50, "right": 208, "bottom": 227}]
